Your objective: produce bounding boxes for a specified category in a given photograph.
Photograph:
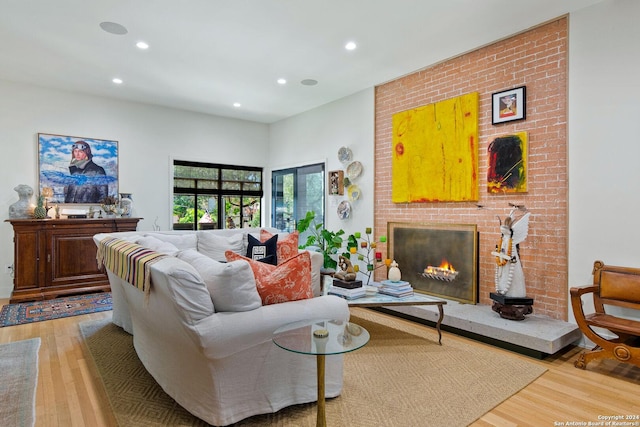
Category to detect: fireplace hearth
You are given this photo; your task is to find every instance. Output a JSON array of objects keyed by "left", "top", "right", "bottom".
[{"left": 388, "top": 222, "right": 478, "bottom": 304}]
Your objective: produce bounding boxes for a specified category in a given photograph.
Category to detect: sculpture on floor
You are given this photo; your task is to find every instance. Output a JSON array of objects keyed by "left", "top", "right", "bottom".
[{"left": 490, "top": 207, "right": 533, "bottom": 320}]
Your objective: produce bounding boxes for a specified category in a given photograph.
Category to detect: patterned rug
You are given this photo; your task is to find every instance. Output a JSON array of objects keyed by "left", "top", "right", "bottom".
[
  {"left": 0, "top": 293, "right": 112, "bottom": 327},
  {"left": 80, "top": 307, "right": 547, "bottom": 426}
]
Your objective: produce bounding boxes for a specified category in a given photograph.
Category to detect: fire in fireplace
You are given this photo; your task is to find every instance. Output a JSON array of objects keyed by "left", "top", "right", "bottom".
[
  {"left": 388, "top": 222, "right": 478, "bottom": 304},
  {"left": 422, "top": 259, "right": 459, "bottom": 282}
]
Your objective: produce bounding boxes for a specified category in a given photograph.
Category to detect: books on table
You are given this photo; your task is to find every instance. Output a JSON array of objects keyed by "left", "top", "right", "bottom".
[
  {"left": 329, "top": 281, "right": 415, "bottom": 299},
  {"left": 328, "top": 285, "right": 366, "bottom": 300},
  {"left": 379, "top": 280, "right": 414, "bottom": 298}
]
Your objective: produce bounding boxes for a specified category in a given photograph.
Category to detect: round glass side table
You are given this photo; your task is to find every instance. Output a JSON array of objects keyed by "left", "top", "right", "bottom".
[{"left": 273, "top": 319, "right": 370, "bottom": 427}]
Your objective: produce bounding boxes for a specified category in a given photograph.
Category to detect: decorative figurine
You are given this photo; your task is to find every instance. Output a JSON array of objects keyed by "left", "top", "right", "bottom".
[
  {"left": 9, "top": 184, "right": 34, "bottom": 219},
  {"left": 388, "top": 260, "right": 402, "bottom": 282},
  {"left": 334, "top": 256, "right": 358, "bottom": 282},
  {"left": 33, "top": 193, "right": 47, "bottom": 219},
  {"left": 490, "top": 207, "right": 533, "bottom": 320},
  {"left": 491, "top": 210, "right": 531, "bottom": 297}
]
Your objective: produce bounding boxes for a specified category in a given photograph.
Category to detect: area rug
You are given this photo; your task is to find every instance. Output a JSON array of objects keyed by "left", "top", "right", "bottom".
[
  {"left": 0, "top": 292, "right": 112, "bottom": 327},
  {"left": 80, "top": 308, "right": 547, "bottom": 427},
  {"left": 0, "top": 337, "right": 41, "bottom": 427}
]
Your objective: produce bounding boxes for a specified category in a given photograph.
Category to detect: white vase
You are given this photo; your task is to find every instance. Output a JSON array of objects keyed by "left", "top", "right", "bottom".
[
  {"left": 119, "top": 193, "right": 133, "bottom": 217},
  {"left": 388, "top": 260, "right": 402, "bottom": 282}
]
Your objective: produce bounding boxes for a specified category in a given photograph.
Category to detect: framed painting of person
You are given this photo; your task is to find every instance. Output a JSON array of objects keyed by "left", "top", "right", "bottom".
[{"left": 38, "top": 133, "right": 118, "bottom": 204}]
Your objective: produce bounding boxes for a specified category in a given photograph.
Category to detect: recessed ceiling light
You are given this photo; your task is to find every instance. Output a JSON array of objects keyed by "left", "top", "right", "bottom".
[
  {"left": 100, "top": 21, "right": 128, "bottom": 35},
  {"left": 301, "top": 79, "right": 318, "bottom": 86},
  {"left": 345, "top": 41, "right": 357, "bottom": 51},
  {"left": 233, "top": 102, "right": 241, "bottom": 108},
  {"left": 277, "top": 78, "right": 287, "bottom": 85},
  {"left": 136, "top": 41, "right": 149, "bottom": 50},
  {"left": 112, "top": 78, "right": 123, "bottom": 84}
]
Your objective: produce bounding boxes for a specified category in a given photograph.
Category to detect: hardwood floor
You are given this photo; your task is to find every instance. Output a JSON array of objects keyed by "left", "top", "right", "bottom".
[
  {"left": 1, "top": 303, "right": 639, "bottom": 427},
  {"left": 0, "top": 308, "right": 117, "bottom": 427}
]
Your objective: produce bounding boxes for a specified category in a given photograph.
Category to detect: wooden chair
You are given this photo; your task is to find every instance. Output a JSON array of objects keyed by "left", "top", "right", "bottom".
[{"left": 570, "top": 260, "right": 640, "bottom": 370}]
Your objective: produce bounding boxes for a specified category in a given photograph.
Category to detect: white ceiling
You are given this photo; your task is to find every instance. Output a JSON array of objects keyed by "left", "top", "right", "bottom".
[{"left": 0, "top": 0, "right": 603, "bottom": 124}]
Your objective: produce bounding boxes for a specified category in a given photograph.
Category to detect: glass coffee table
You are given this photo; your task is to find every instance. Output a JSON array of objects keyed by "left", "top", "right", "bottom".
[
  {"left": 273, "top": 319, "right": 370, "bottom": 427},
  {"left": 344, "top": 292, "right": 447, "bottom": 344}
]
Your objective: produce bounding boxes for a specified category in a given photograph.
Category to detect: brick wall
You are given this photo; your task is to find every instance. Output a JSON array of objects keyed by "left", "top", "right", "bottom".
[{"left": 374, "top": 18, "right": 568, "bottom": 320}]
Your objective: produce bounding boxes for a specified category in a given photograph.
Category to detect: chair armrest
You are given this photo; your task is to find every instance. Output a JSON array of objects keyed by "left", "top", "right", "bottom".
[
  {"left": 570, "top": 284, "right": 602, "bottom": 342},
  {"left": 570, "top": 285, "right": 596, "bottom": 317},
  {"left": 569, "top": 285, "right": 597, "bottom": 298},
  {"left": 192, "top": 295, "right": 350, "bottom": 359}
]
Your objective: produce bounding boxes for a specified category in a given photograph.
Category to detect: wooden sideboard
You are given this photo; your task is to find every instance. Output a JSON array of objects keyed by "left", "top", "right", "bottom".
[{"left": 6, "top": 217, "right": 141, "bottom": 303}]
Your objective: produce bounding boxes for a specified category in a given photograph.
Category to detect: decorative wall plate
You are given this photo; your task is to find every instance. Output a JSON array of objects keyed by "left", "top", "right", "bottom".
[
  {"left": 338, "top": 146, "right": 353, "bottom": 163},
  {"left": 337, "top": 200, "right": 351, "bottom": 220},
  {"left": 346, "top": 161, "right": 363, "bottom": 180},
  {"left": 347, "top": 184, "right": 361, "bottom": 201}
]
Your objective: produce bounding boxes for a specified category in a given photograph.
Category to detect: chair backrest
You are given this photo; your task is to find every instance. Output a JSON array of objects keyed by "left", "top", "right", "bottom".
[{"left": 593, "top": 261, "right": 640, "bottom": 309}]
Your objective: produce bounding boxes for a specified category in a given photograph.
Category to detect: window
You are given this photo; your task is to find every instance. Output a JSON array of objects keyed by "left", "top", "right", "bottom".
[
  {"left": 173, "top": 160, "right": 262, "bottom": 230},
  {"left": 272, "top": 163, "right": 324, "bottom": 234}
]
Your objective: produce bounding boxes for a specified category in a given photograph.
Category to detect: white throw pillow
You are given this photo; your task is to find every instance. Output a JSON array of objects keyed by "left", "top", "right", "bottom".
[
  {"left": 197, "top": 231, "right": 245, "bottom": 262},
  {"left": 177, "top": 249, "right": 261, "bottom": 312},
  {"left": 146, "top": 233, "right": 197, "bottom": 250},
  {"left": 135, "top": 235, "right": 180, "bottom": 256}
]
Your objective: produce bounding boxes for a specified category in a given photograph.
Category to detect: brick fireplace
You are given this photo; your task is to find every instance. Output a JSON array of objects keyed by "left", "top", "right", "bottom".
[{"left": 373, "top": 18, "right": 568, "bottom": 320}]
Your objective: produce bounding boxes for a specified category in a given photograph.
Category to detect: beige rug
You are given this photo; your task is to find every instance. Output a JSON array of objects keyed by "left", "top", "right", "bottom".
[
  {"left": 80, "top": 309, "right": 546, "bottom": 427},
  {"left": 0, "top": 337, "right": 41, "bottom": 427}
]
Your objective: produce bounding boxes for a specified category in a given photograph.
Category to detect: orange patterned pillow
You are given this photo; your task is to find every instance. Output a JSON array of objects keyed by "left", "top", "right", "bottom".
[
  {"left": 261, "top": 230, "right": 299, "bottom": 264},
  {"left": 225, "top": 250, "right": 313, "bottom": 305}
]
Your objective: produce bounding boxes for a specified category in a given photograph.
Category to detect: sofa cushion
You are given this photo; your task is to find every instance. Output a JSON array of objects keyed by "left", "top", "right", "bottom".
[
  {"left": 135, "top": 235, "right": 180, "bottom": 256},
  {"left": 146, "top": 233, "right": 197, "bottom": 250},
  {"left": 225, "top": 250, "right": 313, "bottom": 305},
  {"left": 246, "top": 234, "right": 277, "bottom": 265},
  {"left": 261, "top": 230, "right": 299, "bottom": 264},
  {"left": 177, "top": 249, "right": 261, "bottom": 312},
  {"left": 197, "top": 231, "right": 245, "bottom": 262}
]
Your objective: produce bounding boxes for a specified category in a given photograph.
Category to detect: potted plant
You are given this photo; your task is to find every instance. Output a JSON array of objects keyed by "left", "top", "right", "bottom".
[{"left": 297, "top": 210, "right": 346, "bottom": 271}]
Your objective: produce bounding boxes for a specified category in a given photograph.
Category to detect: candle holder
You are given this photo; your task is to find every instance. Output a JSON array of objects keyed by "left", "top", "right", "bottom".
[
  {"left": 346, "top": 229, "right": 389, "bottom": 285},
  {"left": 41, "top": 187, "right": 53, "bottom": 211}
]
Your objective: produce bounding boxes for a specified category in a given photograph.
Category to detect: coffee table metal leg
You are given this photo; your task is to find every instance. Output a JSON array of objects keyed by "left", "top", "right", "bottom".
[
  {"left": 436, "top": 304, "right": 444, "bottom": 345},
  {"left": 316, "top": 354, "right": 326, "bottom": 427}
]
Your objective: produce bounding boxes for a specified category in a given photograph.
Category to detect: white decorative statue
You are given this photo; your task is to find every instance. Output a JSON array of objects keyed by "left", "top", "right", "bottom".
[
  {"left": 491, "top": 210, "right": 531, "bottom": 298},
  {"left": 9, "top": 184, "right": 34, "bottom": 219}
]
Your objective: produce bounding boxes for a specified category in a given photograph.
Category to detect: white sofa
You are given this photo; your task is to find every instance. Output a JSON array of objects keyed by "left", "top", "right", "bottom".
[{"left": 93, "top": 227, "right": 350, "bottom": 426}]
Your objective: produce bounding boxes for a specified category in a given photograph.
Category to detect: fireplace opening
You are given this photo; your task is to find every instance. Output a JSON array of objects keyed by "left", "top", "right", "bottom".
[
  {"left": 422, "top": 259, "right": 459, "bottom": 281},
  {"left": 388, "top": 222, "right": 479, "bottom": 304}
]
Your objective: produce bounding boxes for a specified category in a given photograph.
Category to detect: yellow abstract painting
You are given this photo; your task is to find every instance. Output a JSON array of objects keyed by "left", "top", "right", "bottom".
[{"left": 392, "top": 93, "right": 479, "bottom": 203}]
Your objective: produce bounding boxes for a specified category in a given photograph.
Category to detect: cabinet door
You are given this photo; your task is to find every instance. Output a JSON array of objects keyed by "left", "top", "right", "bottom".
[
  {"left": 13, "top": 229, "right": 43, "bottom": 290},
  {"left": 46, "top": 227, "right": 108, "bottom": 288}
]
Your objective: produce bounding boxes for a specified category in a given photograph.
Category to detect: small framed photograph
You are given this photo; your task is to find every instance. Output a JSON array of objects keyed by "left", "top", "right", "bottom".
[
  {"left": 492, "top": 86, "right": 526, "bottom": 124},
  {"left": 328, "top": 170, "right": 344, "bottom": 195}
]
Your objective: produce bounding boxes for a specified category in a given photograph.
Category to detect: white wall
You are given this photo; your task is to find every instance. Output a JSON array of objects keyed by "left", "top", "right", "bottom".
[
  {"left": 0, "top": 80, "right": 269, "bottom": 298},
  {"left": 268, "top": 88, "right": 375, "bottom": 276},
  {"left": 567, "top": 0, "right": 640, "bottom": 321}
]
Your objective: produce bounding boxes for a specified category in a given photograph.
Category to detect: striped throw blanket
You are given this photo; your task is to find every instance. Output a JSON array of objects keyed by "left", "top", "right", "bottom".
[{"left": 96, "top": 237, "right": 167, "bottom": 296}]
